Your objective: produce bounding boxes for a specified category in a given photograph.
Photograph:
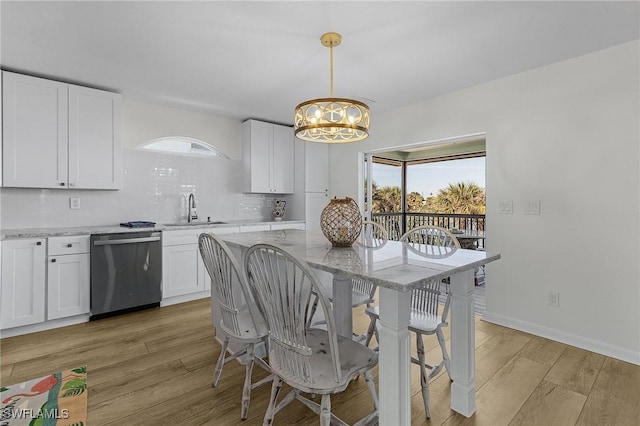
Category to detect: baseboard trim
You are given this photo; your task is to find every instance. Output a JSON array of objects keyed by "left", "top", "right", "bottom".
[
  {"left": 0, "top": 315, "right": 89, "bottom": 338},
  {"left": 160, "top": 291, "right": 209, "bottom": 307},
  {"left": 482, "top": 311, "right": 640, "bottom": 366}
]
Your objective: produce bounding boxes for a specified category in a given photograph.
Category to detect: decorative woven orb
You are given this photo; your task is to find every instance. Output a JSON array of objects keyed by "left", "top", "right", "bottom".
[{"left": 320, "top": 197, "right": 362, "bottom": 247}]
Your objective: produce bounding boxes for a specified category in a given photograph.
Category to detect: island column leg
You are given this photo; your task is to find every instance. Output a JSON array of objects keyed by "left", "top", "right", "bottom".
[
  {"left": 332, "top": 272, "right": 354, "bottom": 338},
  {"left": 378, "top": 287, "right": 412, "bottom": 425},
  {"left": 449, "top": 269, "right": 476, "bottom": 417}
]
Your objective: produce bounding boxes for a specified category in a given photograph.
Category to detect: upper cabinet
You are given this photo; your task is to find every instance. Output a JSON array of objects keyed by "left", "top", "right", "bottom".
[
  {"left": 242, "top": 119, "right": 294, "bottom": 194},
  {"left": 2, "top": 71, "right": 122, "bottom": 190}
]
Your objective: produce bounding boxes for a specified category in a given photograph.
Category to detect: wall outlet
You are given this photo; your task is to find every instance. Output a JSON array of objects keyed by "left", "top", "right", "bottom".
[
  {"left": 547, "top": 291, "right": 560, "bottom": 308},
  {"left": 498, "top": 200, "right": 513, "bottom": 214},
  {"left": 524, "top": 200, "right": 541, "bottom": 215},
  {"left": 69, "top": 198, "right": 81, "bottom": 210},
  {"left": 266, "top": 199, "right": 272, "bottom": 208}
]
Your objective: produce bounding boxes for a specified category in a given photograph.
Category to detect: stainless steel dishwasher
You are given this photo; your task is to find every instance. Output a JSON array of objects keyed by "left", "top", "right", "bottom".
[{"left": 90, "top": 231, "right": 162, "bottom": 320}]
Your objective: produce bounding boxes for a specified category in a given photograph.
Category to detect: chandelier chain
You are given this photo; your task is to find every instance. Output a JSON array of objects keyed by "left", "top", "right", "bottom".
[{"left": 329, "top": 44, "right": 334, "bottom": 98}]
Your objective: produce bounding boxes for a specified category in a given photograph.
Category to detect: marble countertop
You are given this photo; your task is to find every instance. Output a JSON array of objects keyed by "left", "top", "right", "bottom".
[
  {"left": 0, "top": 219, "right": 306, "bottom": 240},
  {"left": 221, "top": 229, "right": 500, "bottom": 292}
]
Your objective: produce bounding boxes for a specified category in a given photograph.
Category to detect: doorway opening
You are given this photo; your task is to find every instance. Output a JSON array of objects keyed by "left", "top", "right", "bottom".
[{"left": 359, "top": 133, "right": 487, "bottom": 311}]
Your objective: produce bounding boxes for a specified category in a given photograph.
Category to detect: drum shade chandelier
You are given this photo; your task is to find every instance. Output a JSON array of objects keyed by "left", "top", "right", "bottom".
[{"left": 294, "top": 32, "right": 370, "bottom": 143}]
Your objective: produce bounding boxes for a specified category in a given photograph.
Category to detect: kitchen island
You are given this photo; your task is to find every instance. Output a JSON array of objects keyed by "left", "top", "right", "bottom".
[{"left": 220, "top": 229, "right": 501, "bottom": 423}]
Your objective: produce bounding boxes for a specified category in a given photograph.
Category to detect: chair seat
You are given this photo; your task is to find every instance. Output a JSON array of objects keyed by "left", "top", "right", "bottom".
[
  {"left": 365, "top": 306, "right": 445, "bottom": 334},
  {"left": 320, "top": 282, "right": 375, "bottom": 308},
  {"left": 218, "top": 303, "right": 268, "bottom": 343},
  {"left": 329, "top": 288, "right": 375, "bottom": 307},
  {"left": 272, "top": 328, "right": 378, "bottom": 395}
]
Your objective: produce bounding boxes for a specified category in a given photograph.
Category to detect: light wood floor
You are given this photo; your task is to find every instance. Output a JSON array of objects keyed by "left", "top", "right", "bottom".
[{"left": 1, "top": 298, "right": 638, "bottom": 425}]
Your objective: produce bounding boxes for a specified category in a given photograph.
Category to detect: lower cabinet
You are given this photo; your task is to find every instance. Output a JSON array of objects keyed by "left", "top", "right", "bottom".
[
  {"left": 271, "top": 222, "right": 306, "bottom": 230},
  {"left": 1, "top": 235, "right": 91, "bottom": 330},
  {"left": 47, "top": 236, "right": 90, "bottom": 320},
  {"left": 162, "top": 238, "right": 206, "bottom": 298},
  {"left": 0, "top": 222, "right": 307, "bottom": 331},
  {"left": 162, "top": 227, "right": 242, "bottom": 298},
  {"left": 0, "top": 238, "right": 47, "bottom": 329},
  {"left": 162, "top": 223, "right": 304, "bottom": 300}
]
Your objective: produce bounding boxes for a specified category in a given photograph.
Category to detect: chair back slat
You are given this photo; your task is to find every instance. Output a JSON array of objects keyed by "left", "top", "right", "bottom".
[
  {"left": 245, "top": 243, "right": 342, "bottom": 386},
  {"left": 199, "top": 233, "right": 265, "bottom": 339},
  {"left": 356, "top": 220, "right": 389, "bottom": 248},
  {"left": 401, "top": 226, "right": 459, "bottom": 320},
  {"left": 412, "top": 279, "right": 441, "bottom": 315},
  {"left": 400, "top": 225, "right": 461, "bottom": 249}
]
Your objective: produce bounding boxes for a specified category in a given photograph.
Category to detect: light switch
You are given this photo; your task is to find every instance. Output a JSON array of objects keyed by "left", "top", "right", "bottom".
[
  {"left": 524, "top": 200, "right": 541, "bottom": 215},
  {"left": 498, "top": 200, "right": 513, "bottom": 214},
  {"left": 70, "top": 198, "right": 81, "bottom": 210}
]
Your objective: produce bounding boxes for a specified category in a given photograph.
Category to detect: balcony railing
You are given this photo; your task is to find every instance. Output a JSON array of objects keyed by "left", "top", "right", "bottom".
[{"left": 371, "top": 212, "right": 486, "bottom": 249}]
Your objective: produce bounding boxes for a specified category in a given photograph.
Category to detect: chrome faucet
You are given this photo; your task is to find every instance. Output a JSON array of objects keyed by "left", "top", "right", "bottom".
[{"left": 188, "top": 193, "right": 198, "bottom": 223}]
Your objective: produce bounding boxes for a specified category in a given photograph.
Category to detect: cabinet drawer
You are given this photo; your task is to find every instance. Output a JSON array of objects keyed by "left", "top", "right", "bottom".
[
  {"left": 207, "top": 226, "right": 240, "bottom": 235},
  {"left": 162, "top": 230, "right": 201, "bottom": 246},
  {"left": 48, "top": 235, "right": 90, "bottom": 255},
  {"left": 271, "top": 222, "right": 306, "bottom": 231},
  {"left": 240, "top": 224, "right": 271, "bottom": 233}
]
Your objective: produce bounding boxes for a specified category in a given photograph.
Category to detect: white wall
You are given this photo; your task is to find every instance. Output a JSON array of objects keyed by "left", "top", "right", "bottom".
[
  {"left": 329, "top": 41, "right": 640, "bottom": 364},
  {"left": 121, "top": 99, "right": 242, "bottom": 158},
  {"left": 0, "top": 100, "right": 292, "bottom": 228}
]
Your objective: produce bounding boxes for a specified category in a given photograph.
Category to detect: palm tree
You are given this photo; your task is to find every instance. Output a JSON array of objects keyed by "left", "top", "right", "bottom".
[
  {"left": 406, "top": 191, "right": 425, "bottom": 212},
  {"left": 430, "top": 182, "right": 486, "bottom": 215},
  {"left": 372, "top": 185, "right": 402, "bottom": 213}
]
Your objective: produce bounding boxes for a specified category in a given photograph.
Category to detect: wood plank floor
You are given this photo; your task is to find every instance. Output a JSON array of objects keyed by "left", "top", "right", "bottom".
[{"left": 1, "top": 298, "right": 638, "bottom": 425}]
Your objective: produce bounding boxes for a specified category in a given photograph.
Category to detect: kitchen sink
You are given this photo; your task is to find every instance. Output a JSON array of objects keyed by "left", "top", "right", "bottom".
[{"left": 164, "top": 221, "right": 227, "bottom": 227}]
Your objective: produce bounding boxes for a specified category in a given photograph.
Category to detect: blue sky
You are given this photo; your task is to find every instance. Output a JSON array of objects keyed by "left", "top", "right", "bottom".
[{"left": 372, "top": 157, "right": 485, "bottom": 197}]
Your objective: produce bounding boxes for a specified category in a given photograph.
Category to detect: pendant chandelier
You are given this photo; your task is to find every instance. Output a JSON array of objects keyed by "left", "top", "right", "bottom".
[{"left": 294, "top": 32, "right": 370, "bottom": 143}]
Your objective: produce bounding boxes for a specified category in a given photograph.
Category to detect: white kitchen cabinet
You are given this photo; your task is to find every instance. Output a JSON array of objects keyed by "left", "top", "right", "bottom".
[
  {"left": 2, "top": 71, "right": 122, "bottom": 189},
  {"left": 305, "top": 192, "right": 329, "bottom": 232},
  {"left": 242, "top": 119, "right": 294, "bottom": 194},
  {"left": 300, "top": 140, "right": 329, "bottom": 232},
  {"left": 0, "top": 238, "right": 46, "bottom": 329},
  {"left": 305, "top": 141, "right": 329, "bottom": 193},
  {"left": 47, "top": 236, "right": 90, "bottom": 320},
  {"left": 162, "top": 229, "right": 206, "bottom": 298},
  {"left": 270, "top": 222, "right": 306, "bottom": 230},
  {"left": 239, "top": 223, "right": 271, "bottom": 233},
  {"left": 67, "top": 85, "right": 122, "bottom": 189}
]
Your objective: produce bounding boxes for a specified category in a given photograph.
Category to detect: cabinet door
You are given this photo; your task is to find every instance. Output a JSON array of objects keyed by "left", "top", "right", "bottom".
[
  {"left": 305, "top": 192, "right": 330, "bottom": 232},
  {"left": 47, "top": 253, "right": 90, "bottom": 320},
  {"left": 68, "top": 85, "right": 122, "bottom": 189},
  {"left": 1, "top": 238, "right": 46, "bottom": 328},
  {"left": 272, "top": 124, "right": 294, "bottom": 193},
  {"left": 2, "top": 71, "right": 68, "bottom": 188},
  {"left": 305, "top": 141, "right": 329, "bottom": 193},
  {"left": 162, "top": 244, "right": 202, "bottom": 298},
  {"left": 244, "top": 120, "right": 272, "bottom": 193}
]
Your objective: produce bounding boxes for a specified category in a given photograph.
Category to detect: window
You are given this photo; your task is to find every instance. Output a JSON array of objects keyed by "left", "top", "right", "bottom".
[
  {"left": 137, "top": 137, "right": 229, "bottom": 158},
  {"left": 371, "top": 158, "right": 403, "bottom": 213}
]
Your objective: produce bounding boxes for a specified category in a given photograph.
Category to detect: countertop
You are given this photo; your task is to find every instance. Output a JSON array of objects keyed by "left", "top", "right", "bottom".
[{"left": 0, "top": 219, "right": 306, "bottom": 240}]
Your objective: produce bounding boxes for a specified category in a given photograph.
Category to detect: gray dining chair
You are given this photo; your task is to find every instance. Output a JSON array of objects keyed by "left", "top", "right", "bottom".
[
  {"left": 245, "top": 243, "right": 379, "bottom": 426},
  {"left": 198, "top": 232, "right": 272, "bottom": 420},
  {"left": 364, "top": 225, "right": 459, "bottom": 418}
]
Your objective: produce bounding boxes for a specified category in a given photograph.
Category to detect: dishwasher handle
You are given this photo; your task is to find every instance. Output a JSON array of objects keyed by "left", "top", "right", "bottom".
[{"left": 93, "top": 236, "right": 161, "bottom": 246}]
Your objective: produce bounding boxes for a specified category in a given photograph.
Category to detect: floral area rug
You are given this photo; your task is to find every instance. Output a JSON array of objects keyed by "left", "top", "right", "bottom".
[{"left": 1, "top": 366, "right": 87, "bottom": 426}]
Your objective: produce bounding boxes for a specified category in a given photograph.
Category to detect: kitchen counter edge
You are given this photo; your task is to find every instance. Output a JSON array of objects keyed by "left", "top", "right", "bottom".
[{"left": 0, "top": 220, "right": 306, "bottom": 240}]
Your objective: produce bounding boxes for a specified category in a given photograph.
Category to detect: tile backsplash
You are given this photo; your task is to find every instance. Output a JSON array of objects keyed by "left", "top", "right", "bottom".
[{"left": 0, "top": 148, "right": 294, "bottom": 229}]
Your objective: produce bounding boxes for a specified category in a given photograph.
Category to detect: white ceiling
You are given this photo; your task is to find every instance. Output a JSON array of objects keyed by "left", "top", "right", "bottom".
[{"left": 1, "top": 1, "right": 638, "bottom": 126}]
